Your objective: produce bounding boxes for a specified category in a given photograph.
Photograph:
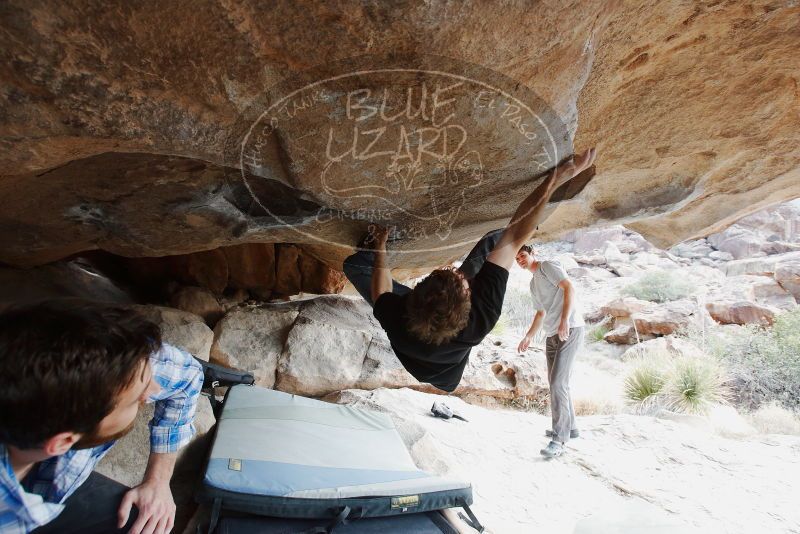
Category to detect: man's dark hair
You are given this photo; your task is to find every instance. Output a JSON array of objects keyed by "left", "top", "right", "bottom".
[
  {"left": 405, "top": 268, "right": 471, "bottom": 346},
  {"left": 518, "top": 244, "right": 533, "bottom": 254},
  {"left": 0, "top": 300, "right": 161, "bottom": 449}
]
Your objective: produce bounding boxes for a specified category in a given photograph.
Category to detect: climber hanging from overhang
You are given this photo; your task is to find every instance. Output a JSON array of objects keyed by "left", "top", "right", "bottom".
[{"left": 343, "top": 148, "right": 597, "bottom": 393}]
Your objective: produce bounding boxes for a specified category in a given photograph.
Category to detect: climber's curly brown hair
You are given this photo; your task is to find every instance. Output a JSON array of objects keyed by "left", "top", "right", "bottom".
[{"left": 405, "top": 268, "right": 472, "bottom": 345}]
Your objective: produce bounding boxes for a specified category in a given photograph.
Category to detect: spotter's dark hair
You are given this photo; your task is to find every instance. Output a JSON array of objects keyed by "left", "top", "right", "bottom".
[{"left": 0, "top": 300, "right": 160, "bottom": 449}]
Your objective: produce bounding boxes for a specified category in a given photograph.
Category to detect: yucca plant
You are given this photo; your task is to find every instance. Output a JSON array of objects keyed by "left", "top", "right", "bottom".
[
  {"left": 624, "top": 357, "right": 667, "bottom": 410},
  {"left": 664, "top": 356, "right": 729, "bottom": 415},
  {"left": 588, "top": 324, "right": 610, "bottom": 343}
]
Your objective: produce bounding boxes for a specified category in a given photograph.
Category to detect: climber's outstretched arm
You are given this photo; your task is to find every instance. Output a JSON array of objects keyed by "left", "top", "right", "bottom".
[{"left": 487, "top": 148, "right": 597, "bottom": 271}]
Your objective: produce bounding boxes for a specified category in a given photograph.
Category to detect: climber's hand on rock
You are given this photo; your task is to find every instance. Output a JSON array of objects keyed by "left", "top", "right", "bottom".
[
  {"left": 369, "top": 225, "right": 390, "bottom": 251},
  {"left": 552, "top": 147, "right": 597, "bottom": 188}
]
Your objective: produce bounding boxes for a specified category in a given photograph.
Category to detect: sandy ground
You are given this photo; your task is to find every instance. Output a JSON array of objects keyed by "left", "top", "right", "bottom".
[{"left": 335, "top": 388, "right": 800, "bottom": 534}]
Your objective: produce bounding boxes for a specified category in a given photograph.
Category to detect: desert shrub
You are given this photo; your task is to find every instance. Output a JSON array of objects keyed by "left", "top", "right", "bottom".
[
  {"left": 622, "top": 270, "right": 693, "bottom": 303},
  {"left": 588, "top": 324, "right": 610, "bottom": 343},
  {"left": 624, "top": 356, "right": 667, "bottom": 410},
  {"left": 498, "top": 286, "right": 538, "bottom": 337},
  {"left": 747, "top": 402, "right": 800, "bottom": 436},
  {"left": 682, "top": 308, "right": 800, "bottom": 411},
  {"left": 507, "top": 394, "right": 549, "bottom": 414},
  {"left": 490, "top": 314, "right": 508, "bottom": 336},
  {"left": 623, "top": 350, "right": 728, "bottom": 415},
  {"left": 772, "top": 306, "right": 800, "bottom": 357},
  {"left": 573, "top": 397, "right": 621, "bottom": 416},
  {"left": 664, "top": 356, "right": 728, "bottom": 414}
]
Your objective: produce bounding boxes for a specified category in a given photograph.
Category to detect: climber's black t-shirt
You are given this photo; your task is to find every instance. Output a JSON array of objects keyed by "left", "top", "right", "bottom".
[{"left": 373, "top": 261, "right": 509, "bottom": 392}]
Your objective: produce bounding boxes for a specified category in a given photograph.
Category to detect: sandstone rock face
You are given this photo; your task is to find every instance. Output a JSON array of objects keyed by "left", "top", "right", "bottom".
[
  {"left": 219, "top": 288, "right": 251, "bottom": 310},
  {"left": 298, "top": 253, "right": 348, "bottom": 294},
  {"left": 274, "top": 296, "right": 422, "bottom": 396},
  {"left": 712, "top": 275, "right": 797, "bottom": 310},
  {"left": 775, "top": 260, "right": 800, "bottom": 300},
  {"left": 222, "top": 243, "right": 276, "bottom": 295},
  {"left": 600, "top": 297, "right": 652, "bottom": 318},
  {"left": 668, "top": 200, "right": 800, "bottom": 271},
  {"left": 0, "top": 258, "right": 133, "bottom": 311},
  {"left": 276, "top": 299, "right": 375, "bottom": 396},
  {"left": 707, "top": 201, "right": 800, "bottom": 259},
  {"left": 353, "top": 335, "right": 420, "bottom": 392},
  {"left": 1, "top": 2, "right": 798, "bottom": 274},
  {"left": 599, "top": 297, "right": 711, "bottom": 345},
  {"left": 179, "top": 250, "right": 230, "bottom": 295},
  {"left": 620, "top": 336, "right": 702, "bottom": 361},
  {"left": 724, "top": 251, "right": 800, "bottom": 277},
  {"left": 554, "top": 254, "right": 579, "bottom": 271},
  {"left": 209, "top": 295, "right": 543, "bottom": 400},
  {"left": 210, "top": 304, "right": 301, "bottom": 388},
  {"left": 96, "top": 397, "right": 215, "bottom": 487},
  {"left": 631, "top": 300, "right": 702, "bottom": 336},
  {"left": 572, "top": 2, "right": 800, "bottom": 249},
  {"left": 706, "top": 301, "right": 776, "bottom": 327},
  {"left": 568, "top": 226, "right": 654, "bottom": 256},
  {"left": 670, "top": 240, "right": 716, "bottom": 260},
  {"left": 274, "top": 245, "right": 304, "bottom": 297},
  {"left": 209, "top": 297, "right": 395, "bottom": 395},
  {"left": 416, "top": 336, "right": 546, "bottom": 402},
  {"left": 169, "top": 286, "right": 225, "bottom": 327},
  {"left": 602, "top": 242, "right": 627, "bottom": 265},
  {"left": 120, "top": 242, "right": 343, "bottom": 298},
  {"left": 571, "top": 227, "right": 627, "bottom": 254},
  {"left": 274, "top": 245, "right": 347, "bottom": 297},
  {"left": 604, "top": 324, "right": 649, "bottom": 345},
  {"left": 133, "top": 305, "right": 213, "bottom": 360}
]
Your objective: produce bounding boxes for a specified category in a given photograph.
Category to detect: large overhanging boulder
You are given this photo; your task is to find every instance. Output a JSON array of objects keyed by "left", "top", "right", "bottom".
[{"left": 1, "top": 1, "right": 798, "bottom": 272}]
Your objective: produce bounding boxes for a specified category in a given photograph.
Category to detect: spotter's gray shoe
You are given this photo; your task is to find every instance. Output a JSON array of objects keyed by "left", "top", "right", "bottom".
[
  {"left": 546, "top": 429, "right": 580, "bottom": 439},
  {"left": 540, "top": 440, "right": 565, "bottom": 458}
]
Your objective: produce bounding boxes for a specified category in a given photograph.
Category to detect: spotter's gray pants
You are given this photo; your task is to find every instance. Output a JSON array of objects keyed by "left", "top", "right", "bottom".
[{"left": 546, "top": 326, "right": 583, "bottom": 444}]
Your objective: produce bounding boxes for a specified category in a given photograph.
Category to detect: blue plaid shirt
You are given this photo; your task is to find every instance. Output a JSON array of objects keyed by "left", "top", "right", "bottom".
[{"left": 0, "top": 344, "right": 203, "bottom": 534}]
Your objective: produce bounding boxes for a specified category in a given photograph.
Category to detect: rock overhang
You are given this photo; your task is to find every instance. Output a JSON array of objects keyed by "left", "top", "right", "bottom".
[{"left": 1, "top": 1, "right": 798, "bottom": 270}]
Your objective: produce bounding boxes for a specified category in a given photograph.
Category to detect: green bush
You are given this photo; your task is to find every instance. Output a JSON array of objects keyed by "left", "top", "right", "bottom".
[
  {"left": 622, "top": 270, "right": 693, "bottom": 303},
  {"left": 682, "top": 308, "right": 800, "bottom": 411}
]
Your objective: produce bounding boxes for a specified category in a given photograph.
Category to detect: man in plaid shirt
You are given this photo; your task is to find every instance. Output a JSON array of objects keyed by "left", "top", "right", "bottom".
[{"left": 0, "top": 301, "right": 204, "bottom": 534}]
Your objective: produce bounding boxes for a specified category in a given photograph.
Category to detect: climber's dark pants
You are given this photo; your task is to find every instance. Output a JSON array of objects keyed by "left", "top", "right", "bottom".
[
  {"left": 343, "top": 229, "right": 504, "bottom": 307},
  {"left": 31, "top": 472, "right": 138, "bottom": 534},
  {"left": 342, "top": 250, "right": 412, "bottom": 307}
]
